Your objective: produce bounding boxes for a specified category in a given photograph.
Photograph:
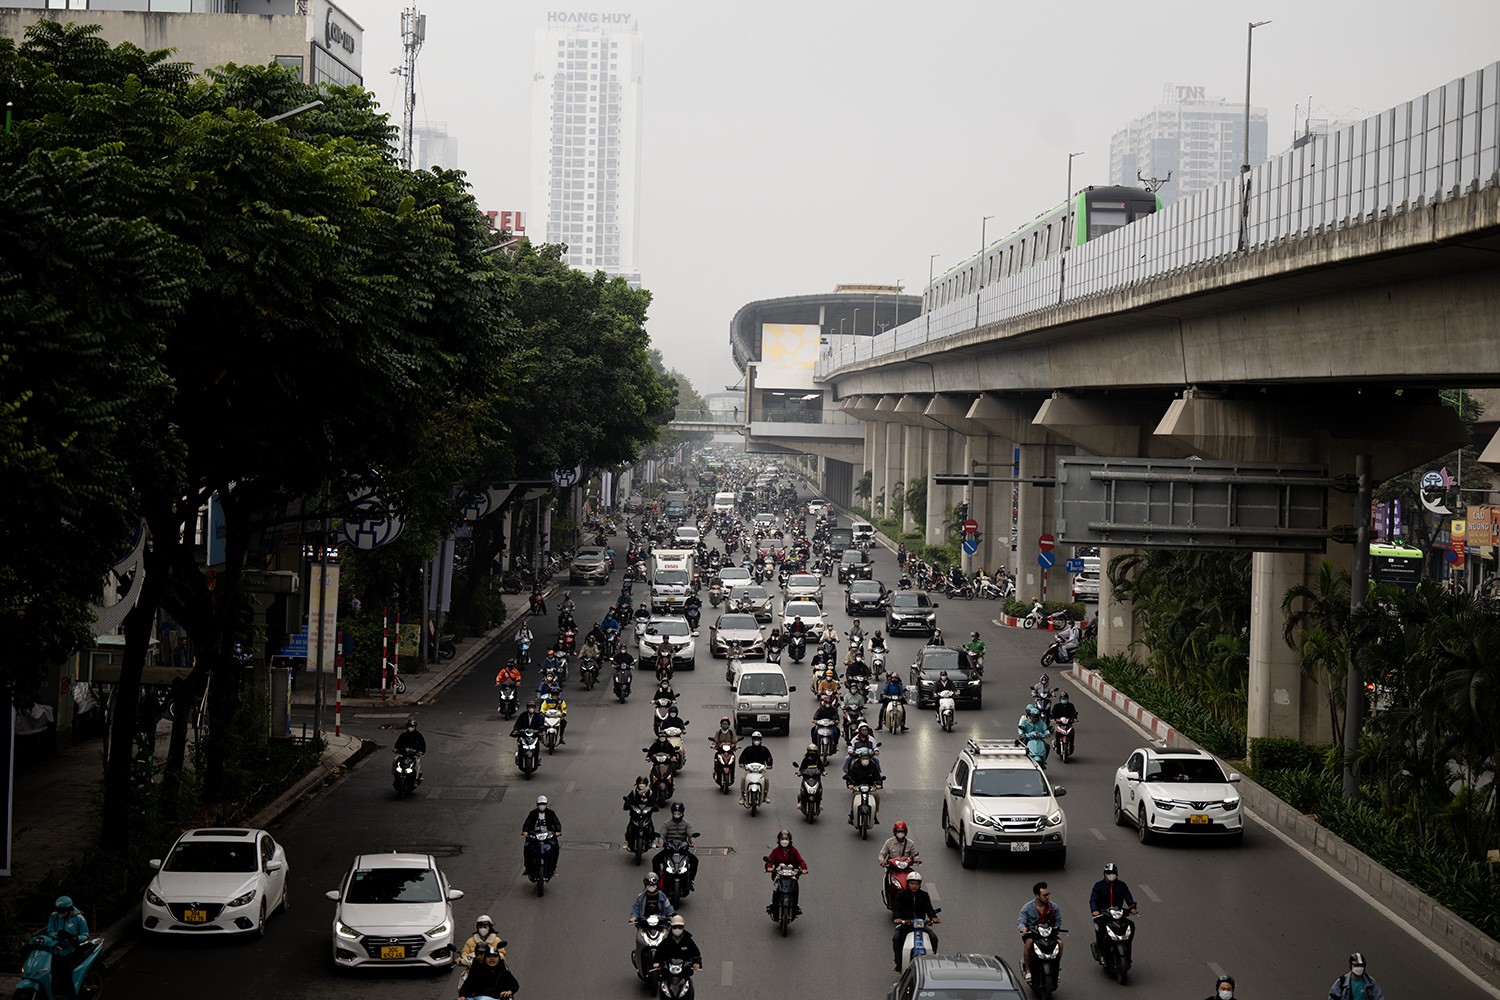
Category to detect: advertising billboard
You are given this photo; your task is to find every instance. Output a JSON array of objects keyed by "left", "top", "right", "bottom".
[{"left": 756, "top": 323, "right": 821, "bottom": 391}]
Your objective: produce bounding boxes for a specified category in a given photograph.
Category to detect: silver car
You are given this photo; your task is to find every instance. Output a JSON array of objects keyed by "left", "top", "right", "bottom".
[
  {"left": 709, "top": 613, "right": 766, "bottom": 659},
  {"left": 728, "top": 584, "right": 776, "bottom": 623},
  {"left": 327, "top": 853, "right": 464, "bottom": 969},
  {"left": 783, "top": 573, "right": 824, "bottom": 604}
]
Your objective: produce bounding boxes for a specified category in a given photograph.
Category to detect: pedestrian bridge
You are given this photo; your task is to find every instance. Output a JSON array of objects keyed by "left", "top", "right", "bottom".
[{"left": 667, "top": 410, "right": 742, "bottom": 434}]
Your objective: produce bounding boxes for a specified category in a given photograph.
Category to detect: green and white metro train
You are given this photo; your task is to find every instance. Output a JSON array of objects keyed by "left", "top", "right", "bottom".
[{"left": 924, "top": 185, "right": 1162, "bottom": 312}]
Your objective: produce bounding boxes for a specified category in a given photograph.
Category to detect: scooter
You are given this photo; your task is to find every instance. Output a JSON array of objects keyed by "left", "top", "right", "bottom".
[
  {"left": 631, "top": 913, "right": 667, "bottom": 987},
  {"left": 1093, "top": 903, "right": 1136, "bottom": 984},
  {"left": 936, "top": 691, "right": 956, "bottom": 733},
  {"left": 517, "top": 636, "right": 533, "bottom": 667},
  {"left": 882, "top": 695, "right": 907, "bottom": 734},
  {"left": 712, "top": 742, "right": 737, "bottom": 794},
  {"left": 814, "top": 719, "right": 840, "bottom": 766},
  {"left": 580, "top": 655, "right": 600, "bottom": 691},
  {"left": 514, "top": 729, "right": 541, "bottom": 779},
  {"left": 797, "top": 764, "right": 824, "bottom": 823},
  {"left": 497, "top": 680, "right": 518, "bottom": 718},
  {"left": 613, "top": 662, "right": 633, "bottom": 703},
  {"left": 1019, "top": 729, "right": 1051, "bottom": 769},
  {"left": 1022, "top": 600, "right": 1046, "bottom": 629},
  {"left": 659, "top": 833, "right": 698, "bottom": 904},
  {"left": 626, "top": 799, "right": 656, "bottom": 864},
  {"left": 15, "top": 932, "right": 105, "bottom": 1000},
  {"left": 541, "top": 709, "right": 564, "bottom": 754},
  {"left": 661, "top": 721, "right": 689, "bottom": 769},
  {"left": 850, "top": 783, "right": 879, "bottom": 839},
  {"left": 766, "top": 861, "right": 801, "bottom": 936},
  {"left": 656, "top": 956, "right": 696, "bottom": 1000},
  {"left": 742, "top": 762, "right": 768, "bottom": 815},
  {"left": 392, "top": 750, "right": 421, "bottom": 799},
  {"left": 882, "top": 855, "right": 919, "bottom": 910},
  {"left": 1029, "top": 922, "right": 1067, "bottom": 999},
  {"left": 840, "top": 703, "right": 865, "bottom": 744},
  {"left": 523, "top": 829, "right": 557, "bottom": 896},
  {"left": 897, "top": 914, "right": 941, "bottom": 973},
  {"left": 1053, "top": 717, "right": 1075, "bottom": 764},
  {"left": 1040, "top": 637, "right": 1075, "bottom": 668},
  {"left": 788, "top": 633, "right": 807, "bottom": 663},
  {"left": 647, "top": 751, "right": 676, "bottom": 806}
]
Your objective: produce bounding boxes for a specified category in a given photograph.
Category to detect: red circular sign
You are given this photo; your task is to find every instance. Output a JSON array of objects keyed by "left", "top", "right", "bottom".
[
  {"left": 1037, "top": 533, "right": 1055, "bottom": 551},
  {"left": 962, "top": 519, "right": 979, "bottom": 534}
]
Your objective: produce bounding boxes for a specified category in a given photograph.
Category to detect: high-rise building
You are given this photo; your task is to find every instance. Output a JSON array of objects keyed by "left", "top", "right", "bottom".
[
  {"left": 1109, "top": 84, "right": 1267, "bottom": 207},
  {"left": 530, "top": 11, "right": 644, "bottom": 286},
  {"left": 410, "top": 122, "right": 459, "bottom": 171}
]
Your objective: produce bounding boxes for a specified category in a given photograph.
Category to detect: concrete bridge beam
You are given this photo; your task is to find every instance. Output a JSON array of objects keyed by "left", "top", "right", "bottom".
[{"left": 1033, "top": 395, "right": 1195, "bottom": 459}]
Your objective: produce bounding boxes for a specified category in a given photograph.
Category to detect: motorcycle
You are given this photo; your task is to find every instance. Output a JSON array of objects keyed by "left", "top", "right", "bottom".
[
  {"left": 840, "top": 702, "right": 865, "bottom": 744},
  {"left": 659, "top": 833, "right": 698, "bottom": 904},
  {"left": 881, "top": 855, "right": 919, "bottom": 910},
  {"left": 613, "top": 662, "right": 634, "bottom": 702},
  {"left": 788, "top": 633, "right": 807, "bottom": 663},
  {"left": 766, "top": 861, "right": 802, "bottom": 936},
  {"left": 15, "top": 931, "right": 105, "bottom": 1000},
  {"left": 1093, "top": 903, "right": 1136, "bottom": 984},
  {"left": 850, "top": 783, "right": 879, "bottom": 839},
  {"left": 1021, "top": 600, "right": 1047, "bottom": 629},
  {"left": 709, "top": 582, "right": 725, "bottom": 607},
  {"left": 897, "top": 915, "right": 941, "bottom": 974},
  {"left": 580, "top": 655, "right": 600, "bottom": 691},
  {"left": 978, "top": 576, "right": 1014, "bottom": 600},
  {"left": 742, "top": 761, "right": 768, "bottom": 815},
  {"left": 647, "top": 751, "right": 677, "bottom": 806},
  {"left": 1029, "top": 921, "right": 1067, "bottom": 999},
  {"left": 657, "top": 956, "right": 696, "bottom": 1000},
  {"left": 559, "top": 627, "right": 577, "bottom": 655},
  {"left": 517, "top": 636, "right": 533, "bottom": 668},
  {"left": 936, "top": 690, "right": 956, "bottom": 733},
  {"left": 497, "top": 680, "right": 518, "bottom": 718},
  {"left": 630, "top": 912, "right": 666, "bottom": 987},
  {"left": 436, "top": 632, "right": 458, "bottom": 660},
  {"left": 1040, "top": 637, "right": 1077, "bottom": 668},
  {"left": 684, "top": 605, "right": 701, "bottom": 631},
  {"left": 541, "top": 709, "right": 565, "bottom": 754},
  {"left": 712, "top": 742, "right": 737, "bottom": 794},
  {"left": 945, "top": 580, "right": 975, "bottom": 600},
  {"left": 661, "top": 721, "right": 689, "bottom": 769},
  {"left": 1019, "top": 729, "right": 1051, "bottom": 769},
  {"left": 814, "top": 719, "right": 840, "bottom": 765},
  {"left": 797, "top": 764, "right": 824, "bottom": 823},
  {"left": 1053, "top": 717, "right": 1075, "bottom": 764},
  {"left": 897, "top": 573, "right": 913, "bottom": 591},
  {"left": 514, "top": 729, "right": 541, "bottom": 779},
  {"left": 626, "top": 798, "right": 656, "bottom": 864},
  {"left": 392, "top": 750, "right": 421, "bottom": 799},
  {"left": 523, "top": 829, "right": 557, "bottom": 896},
  {"left": 882, "top": 695, "right": 907, "bottom": 735}
]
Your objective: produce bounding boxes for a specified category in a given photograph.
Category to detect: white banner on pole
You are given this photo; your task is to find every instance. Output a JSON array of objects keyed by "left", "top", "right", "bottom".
[
  {"left": 309, "top": 563, "right": 340, "bottom": 692},
  {"left": 601, "top": 471, "right": 613, "bottom": 507}
]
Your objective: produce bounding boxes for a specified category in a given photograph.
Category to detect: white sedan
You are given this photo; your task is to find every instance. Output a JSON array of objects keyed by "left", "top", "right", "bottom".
[
  {"left": 780, "top": 599, "right": 829, "bottom": 636},
  {"left": 783, "top": 573, "right": 824, "bottom": 604},
  {"left": 638, "top": 615, "right": 697, "bottom": 668},
  {"left": 327, "top": 853, "right": 464, "bottom": 968},
  {"left": 1113, "top": 747, "right": 1244, "bottom": 845},
  {"left": 142, "top": 827, "right": 289, "bottom": 937}
]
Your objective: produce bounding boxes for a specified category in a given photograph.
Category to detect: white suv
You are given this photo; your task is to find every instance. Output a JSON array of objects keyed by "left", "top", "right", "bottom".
[
  {"left": 942, "top": 740, "right": 1068, "bottom": 869},
  {"left": 1113, "top": 746, "right": 1243, "bottom": 845}
]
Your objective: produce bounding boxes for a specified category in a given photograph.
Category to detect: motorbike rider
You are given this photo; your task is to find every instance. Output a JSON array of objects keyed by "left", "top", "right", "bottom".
[
  {"left": 817, "top": 668, "right": 842, "bottom": 700},
  {"left": 1327, "top": 952, "right": 1384, "bottom": 1000},
  {"left": 878, "top": 673, "right": 908, "bottom": 731},
  {"left": 927, "top": 626, "right": 945, "bottom": 647},
  {"left": 1031, "top": 673, "right": 1054, "bottom": 703},
  {"left": 542, "top": 646, "right": 565, "bottom": 675},
  {"left": 653, "top": 643, "right": 675, "bottom": 680},
  {"left": 933, "top": 671, "right": 959, "bottom": 706},
  {"left": 1088, "top": 862, "right": 1138, "bottom": 958},
  {"left": 810, "top": 695, "right": 841, "bottom": 746},
  {"left": 535, "top": 669, "right": 561, "bottom": 702},
  {"left": 764, "top": 829, "right": 808, "bottom": 916},
  {"left": 788, "top": 615, "right": 808, "bottom": 639},
  {"left": 516, "top": 621, "right": 535, "bottom": 653},
  {"left": 652, "top": 801, "right": 699, "bottom": 888},
  {"left": 394, "top": 717, "right": 426, "bottom": 784},
  {"left": 1018, "top": 704, "right": 1051, "bottom": 750},
  {"left": 1050, "top": 691, "right": 1079, "bottom": 726},
  {"left": 495, "top": 660, "right": 522, "bottom": 688},
  {"left": 45, "top": 896, "right": 88, "bottom": 999},
  {"left": 651, "top": 914, "right": 702, "bottom": 974},
  {"left": 623, "top": 775, "right": 655, "bottom": 811},
  {"left": 845, "top": 651, "right": 873, "bottom": 692},
  {"left": 963, "top": 631, "right": 987, "bottom": 671},
  {"left": 709, "top": 715, "right": 739, "bottom": 751},
  {"left": 1206, "top": 975, "right": 1238, "bottom": 1000},
  {"left": 798, "top": 742, "right": 824, "bottom": 774},
  {"left": 521, "top": 795, "right": 562, "bottom": 880},
  {"left": 635, "top": 601, "right": 652, "bottom": 626},
  {"left": 458, "top": 942, "right": 519, "bottom": 1000},
  {"left": 510, "top": 700, "right": 546, "bottom": 742},
  {"left": 628, "top": 872, "right": 675, "bottom": 923},
  {"left": 878, "top": 821, "right": 921, "bottom": 868},
  {"left": 538, "top": 685, "right": 568, "bottom": 745},
  {"left": 845, "top": 720, "right": 878, "bottom": 768},
  {"left": 1017, "top": 881, "right": 1064, "bottom": 984},
  {"left": 766, "top": 626, "right": 785, "bottom": 658},
  {"left": 457, "top": 914, "right": 506, "bottom": 973},
  {"left": 845, "top": 745, "right": 884, "bottom": 825},
  {"left": 1057, "top": 618, "right": 1082, "bottom": 662},
  {"left": 870, "top": 629, "right": 888, "bottom": 654},
  {"left": 890, "top": 870, "right": 939, "bottom": 973},
  {"left": 683, "top": 592, "right": 702, "bottom": 626},
  {"left": 738, "top": 731, "right": 774, "bottom": 805}
]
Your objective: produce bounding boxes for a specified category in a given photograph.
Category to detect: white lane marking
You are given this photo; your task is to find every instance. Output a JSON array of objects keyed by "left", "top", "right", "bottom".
[
  {"left": 565, "top": 781, "right": 576, "bottom": 794},
  {"left": 723, "top": 879, "right": 733, "bottom": 901},
  {"left": 1139, "top": 883, "right": 1162, "bottom": 903},
  {"left": 1208, "top": 961, "right": 1226, "bottom": 979},
  {"left": 1248, "top": 811, "right": 1500, "bottom": 998},
  {"left": 722, "top": 960, "right": 733, "bottom": 987},
  {"left": 1090, "top": 828, "right": 1106, "bottom": 841}
]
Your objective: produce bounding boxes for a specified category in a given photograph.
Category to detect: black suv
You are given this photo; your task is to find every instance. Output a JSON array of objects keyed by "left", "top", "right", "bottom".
[
  {"left": 886, "top": 592, "right": 938, "bottom": 636},
  {"left": 887, "top": 954, "right": 1032, "bottom": 1000},
  {"left": 909, "top": 646, "right": 982, "bottom": 708},
  {"left": 837, "top": 549, "right": 873, "bottom": 584}
]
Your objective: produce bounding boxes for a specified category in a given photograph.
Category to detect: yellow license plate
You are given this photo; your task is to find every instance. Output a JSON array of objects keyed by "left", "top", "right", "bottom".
[
  {"left": 1189, "top": 814, "right": 1211, "bottom": 824},
  {"left": 380, "top": 945, "right": 407, "bottom": 960},
  {"left": 182, "top": 910, "right": 208, "bottom": 923}
]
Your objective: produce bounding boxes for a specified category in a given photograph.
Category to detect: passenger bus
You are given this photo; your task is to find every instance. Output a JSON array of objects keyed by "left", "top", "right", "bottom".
[{"left": 1369, "top": 543, "right": 1423, "bottom": 589}]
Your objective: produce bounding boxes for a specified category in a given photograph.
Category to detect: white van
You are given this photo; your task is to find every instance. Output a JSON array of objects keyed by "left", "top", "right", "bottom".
[
  {"left": 713, "top": 491, "right": 736, "bottom": 514},
  {"left": 851, "top": 521, "right": 875, "bottom": 544},
  {"left": 734, "top": 663, "right": 796, "bottom": 736}
]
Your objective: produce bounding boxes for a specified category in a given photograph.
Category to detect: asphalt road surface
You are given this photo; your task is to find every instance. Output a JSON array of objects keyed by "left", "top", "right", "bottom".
[{"left": 107, "top": 502, "right": 1489, "bottom": 1000}]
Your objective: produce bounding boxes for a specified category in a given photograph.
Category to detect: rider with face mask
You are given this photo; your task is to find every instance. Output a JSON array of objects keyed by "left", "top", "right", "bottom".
[
  {"left": 651, "top": 915, "right": 702, "bottom": 973},
  {"left": 738, "top": 732, "right": 774, "bottom": 804},
  {"left": 1089, "top": 862, "right": 1137, "bottom": 957},
  {"left": 878, "top": 820, "right": 920, "bottom": 867},
  {"left": 652, "top": 801, "right": 699, "bottom": 887},
  {"left": 1204, "top": 975, "right": 1238, "bottom": 1000},
  {"left": 764, "top": 829, "right": 808, "bottom": 916}
]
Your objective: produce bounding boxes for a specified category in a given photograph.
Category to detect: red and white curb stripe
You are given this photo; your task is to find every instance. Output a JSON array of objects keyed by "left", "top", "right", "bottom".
[{"left": 1068, "top": 664, "right": 1182, "bottom": 747}]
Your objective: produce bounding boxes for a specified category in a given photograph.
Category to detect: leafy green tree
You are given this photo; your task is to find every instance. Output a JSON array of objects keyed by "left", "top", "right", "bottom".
[{"left": 1281, "top": 562, "right": 1352, "bottom": 745}]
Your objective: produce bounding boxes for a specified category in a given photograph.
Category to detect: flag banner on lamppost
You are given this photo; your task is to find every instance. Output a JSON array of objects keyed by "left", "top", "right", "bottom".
[{"left": 601, "top": 471, "right": 613, "bottom": 507}]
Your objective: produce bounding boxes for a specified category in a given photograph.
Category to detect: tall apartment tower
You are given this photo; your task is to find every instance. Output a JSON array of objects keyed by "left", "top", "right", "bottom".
[
  {"left": 1109, "top": 84, "right": 1268, "bottom": 207},
  {"left": 530, "top": 11, "right": 644, "bottom": 286}
]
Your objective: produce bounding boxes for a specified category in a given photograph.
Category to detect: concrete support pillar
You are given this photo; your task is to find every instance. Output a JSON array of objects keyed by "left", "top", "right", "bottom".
[
  {"left": 925, "top": 428, "right": 958, "bottom": 547},
  {"left": 868, "top": 421, "right": 889, "bottom": 517},
  {"left": 1096, "top": 546, "right": 1139, "bottom": 658},
  {"left": 1014, "top": 443, "right": 1064, "bottom": 601},
  {"left": 962, "top": 434, "right": 1003, "bottom": 573},
  {"left": 1246, "top": 551, "right": 1308, "bottom": 741},
  {"left": 883, "top": 423, "right": 904, "bottom": 520},
  {"left": 902, "top": 427, "right": 927, "bottom": 535}
]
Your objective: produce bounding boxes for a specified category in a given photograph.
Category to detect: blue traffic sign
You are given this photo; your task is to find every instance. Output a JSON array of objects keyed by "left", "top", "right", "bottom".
[
  {"left": 961, "top": 538, "right": 980, "bottom": 555},
  {"left": 1038, "top": 551, "right": 1056, "bottom": 570},
  {"left": 1065, "top": 557, "right": 1085, "bottom": 573}
]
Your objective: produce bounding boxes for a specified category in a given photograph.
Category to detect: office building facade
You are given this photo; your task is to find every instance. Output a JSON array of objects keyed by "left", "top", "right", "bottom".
[
  {"left": 530, "top": 11, "right": 644, "bottom": 285},
  {"left": 1110, "top": 84, "right": 1267, "bottom": 206}
]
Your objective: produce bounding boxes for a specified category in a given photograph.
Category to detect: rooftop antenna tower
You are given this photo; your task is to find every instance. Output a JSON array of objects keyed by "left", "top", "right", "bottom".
[{"left": 398, "top": 7, "right": 426, "bottom": 170}]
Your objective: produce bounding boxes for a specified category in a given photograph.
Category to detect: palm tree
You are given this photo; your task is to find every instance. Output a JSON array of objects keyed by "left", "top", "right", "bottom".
[{"left": 1281, "top": 562, "right": 1351, "bottom": 745}]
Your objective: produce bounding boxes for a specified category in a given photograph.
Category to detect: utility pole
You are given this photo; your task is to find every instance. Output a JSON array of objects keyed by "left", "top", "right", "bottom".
[
  {"left": 926, "top": 254, "right": 940, "bottom": 339},
  {"left": 1059, "top": 152, "right": 1083, "bottom": 304},
  {"left": 976, "top": 215, "right": 993, "bottom": 329},
  {"left": 1136, "top": 169, "right": 1172, "bottom": 194},
  {"left": 398, "top": 7, "right": 426, "bottom": 171},
  {"left": 894, "top": 279, "right": 902, "bottom": 328},
  {"left": 1238, "top": 19, "right": 1271, "bottom": 252}
]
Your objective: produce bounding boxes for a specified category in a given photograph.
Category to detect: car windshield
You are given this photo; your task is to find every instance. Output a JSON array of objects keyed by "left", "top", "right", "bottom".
[
  {"left": 785, "top": 601, "right": 820, "bottom": 617},
  {"left": 677, "top": 529, "right": 700, "bottom": 539},
  {"left": 163, "top": 841, "right": 257, "bottom": 873},
  {"left": 909, "top": 989, "right": 1019, "bottom": 1000},
  {"left": 970, "top": 769, "right": 1050, "bottom": 797},
  {"left": 718, "top": 615, "right": 759, "bottom": 630},
  {"left": 739, "top": 674, "right": 788, "bottom": 696},
  {"left": 920, "top": 650, "right": 965, "bottom": 672},
  {"left": 656, "top": 570, "right": 689, "bottom": 585},
  {"left": 890, "top": 594, "right": 929, "bottom": 608},
  {"left": 841, "top": 552, "right": 864, "bottom": 565},
  {"left": 345, "top": 866, "right": 443, "bottom": 904},
  {"left": 789, "top": 575, "right": 819, "bottom": 588},
  {"left": 649, "top": 620, "right": 691, "bottom": 637},
  {"left": 719, "top": 570, "right": 751, "bottom": 584},
  {"left": 850, "top": 583, "right": 881, "bottom": 596},
  {"left": 1146, "top": 758, "right": 1227, "bottom": 783}
]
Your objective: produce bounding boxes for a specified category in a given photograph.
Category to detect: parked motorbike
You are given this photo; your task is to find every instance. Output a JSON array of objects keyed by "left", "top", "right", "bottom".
[
  {"left": 514, "top": 729, "right": 542, "bottom": 779},
  {"left": 613, "top": 662, "right": 633, "bottom": 702},
  {"left": 797, "top": 764, "right": 824, "bottom": 823},
  {"left": 497, "top": 680, "right": 518, "bottom": 719},
  {"left": 523, "top": 829, "right": 557, "bottom": 896},
  {"left": 851, "top": 783, "right": 879, "bottom": 839},
  {"left": 541, "top": 709, "right": 565, "bottom": 754},
  {"left": 1053, "top": 717, "right": 1075, "bottom": 764},
  {"left": 436, "top": 632, "right": 457, "bottom": 660},
  {"left": 392, "top": 750, "right": 421, "bottom": 799},
  {"left": 936, "top": 691, "right": 956, "bottom": 733},
  {"left": 712, "top": 742, "right": 736, "bottom": 794},
  {"left": 742, "top": 761, "right": 768, "bottom": 815},
  {"left": 1022, "top": 600, "right": 1046, "bottom": 629},
  {"left": 766, "top": 861, "right": 802, "bottom": 936},
  {"left": 1029, "top": 921, "right": 1067, "bottom": 999},
  {"left": 882, "top": 855, "right": 919, "bottom": 910},
  {"left": 660, "top": 833, "right": 698, "bottom": 904},
  {"left": 897, "top": 915, "right": 941, "bottom": 973},
  {"left": 626, "top": 799, "right": 656, "bottom": 865},
  {"left": 15, "top": 931, "right": 105, "bottom": 1000},
  {"left": 1093, "top": 903, "right": 1136, "bottom": 984}
]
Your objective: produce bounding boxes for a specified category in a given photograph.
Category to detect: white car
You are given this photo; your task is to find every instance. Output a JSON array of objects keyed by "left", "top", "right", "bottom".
[
  {"left": 783, "top": 573, "right": 824, "bottom": 604},
  {"left": 674, "top": 526, "right": 701, "bottom": 546},
  {"left": 1113, "top": 747, "right": 1244, "bottom": 845},
  {"left": 638, "top": 615, "right": 697, "bottom": 668},
  {"left": 807, "top": 500, "right": 832, "bottom": 517},
  {"left": 142, "top": 827, "right": 289, "bottom": 937},
  {"left": 728, "top": 584, "right": 776, "bottom": 623},
  {"left": 709, "top": 612, "right": 766, "bottom": 659},
  {"left": 327, "top": 853, "right": 464, "bottom": 969},
  {"left": 780, "top": 599, "right": 828, "bottom": 635},
  {"left": 942, "top": 740, "right": 1068, "bottom": 869}
]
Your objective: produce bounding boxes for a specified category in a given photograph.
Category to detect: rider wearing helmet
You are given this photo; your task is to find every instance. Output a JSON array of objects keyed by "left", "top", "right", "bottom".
[
  {"left": 46, "top": 896, "right": 89, "bottom": 998},
  {"left": 393, "top": 716, "right": 427, "bottom": 784},
  {"left": 521, "top": 795, "right": 562, "bottom": 880},
  {"left": 933, "top": 671, "right": 959, "bottom": 700},
  {"left": 878, "top": 672, "right": 907, "bottom": 730},
  {"left": 798, "top": 742, "right": 824, "bottom": 773},
  {"left": 458, "top": 914, "right": 505, "bottom": 971},
  {"left": 817, "top": 668, "right": 841, "bottom": 700},
  {"left": 738, "top": 731, "right": 774, "bottom": 804},
  {"left": 891, "top": 869, "right": 939, "bottom": 972},
  {"left": 652, "top": 914, "right": 703, "bottom": 972},
  {"left": 845, "top": 745, "right": 885, "bottom": 825},
  {"left": 653, "top": 802, "right": 699, "bottom": 887},
  {"left": 963, "top": 630, "right": 987, "bottom": 672},
  {"left": 878, "top": 820, "right": 921, "bottom": 867},
  {"left": 1031, "top": 673, "right": 1053, "bottom": 701},
  {"left": 764, "top": 829, "right": 809, "bottom": 915},
  {"left": 1089, "top": 862, "right": 1138, "bottom": 956},
  {"left": 710, "top": 715, "right": 739, "bottom": 750},
  {"left": 538, "top": 683, "right": 568, "bottom": 744},
  {"left": 629, "top": 872, "right": 675, "bottom": 922}
]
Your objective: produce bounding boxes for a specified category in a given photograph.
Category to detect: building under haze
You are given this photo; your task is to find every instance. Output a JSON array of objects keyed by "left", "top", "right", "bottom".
[
  {"left": 0, "top": 0, "right": 363, "bottom": 88},
  {"left": 530, "top": 11, "right": 644, "bottom": 287},
  {"left": 410, "top": 122, "right": 459, "bottom": 171},
  {"left": 1109, "top": 84, "right": 1267, "bottom": 207}
]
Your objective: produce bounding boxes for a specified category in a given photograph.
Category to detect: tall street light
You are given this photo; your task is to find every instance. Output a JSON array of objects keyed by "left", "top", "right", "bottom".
[
  {"left": 1238, "top": 19, "right": 1271, "bottom": 252},
  {"left": 975, "top": 215, "right": 994, "bottom": 329},
  {"left": 894, "top": 278, "right": 903, "bottom": 328},
  {"left": 854, "top": 308, "right": 861, "bottom": 338},
  {"left": 926, "top": 254, "right": 940, "bottom": 339},
  {"left": 1059, "top": 151, "right": 1084, "bottom": 304}
]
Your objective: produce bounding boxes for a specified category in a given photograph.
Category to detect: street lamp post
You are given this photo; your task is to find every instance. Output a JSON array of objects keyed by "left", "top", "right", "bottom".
[
  {"left": 840, "top": 318, "right": 847, "bottom": 336},
  {"left": 894, "top": 278, "right": 902, "bottom": 328},
  {"left": 853, "top": 308, "right": 861, "bottom": 339},
  {"left": 1059, "top": 151, "right": 1084, "bottom": 304},
  {"left": 1238, "top": 19, "right": 1271, "bottom": 252},
  {"left": 975, "top": 215, "right": 994, "bottom": 329},
  {"left": 926, "top": 254, "right": 940, "bottom": 339}
]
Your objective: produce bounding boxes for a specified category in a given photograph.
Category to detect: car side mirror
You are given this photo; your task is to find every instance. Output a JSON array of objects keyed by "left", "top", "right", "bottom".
[
  {"left": 447, "top": 888, "right": 465, "bottom": 901},
  {"left": 1054, "top": 787, "right": 1067, "bottom": 796},
  {"left": 1127, "top": 770, "right": 1141, "bottom": 781},
  {"left": 788, "top": 685, "right": 797, "bottom": 693},
  {"left": 148, "top": 859, "right": 162, "bottom": 871},
  {"left": 932, "top": 601, "right": 940, "bottom": 607},
  {"left": 1228, "top": 773, "right": 1242, "bottom": 783},
  {"left": 265, "top": 860, "right": 285, "bottom": 873},
  {"left": 325, "top": 890, "right": 341, "bottom": 901},
  {"left": 691, "top": 631, "right": 699, "bottom": 637},
  {"left": 947, "top": 784, "right": 963, "bottom": 796}
]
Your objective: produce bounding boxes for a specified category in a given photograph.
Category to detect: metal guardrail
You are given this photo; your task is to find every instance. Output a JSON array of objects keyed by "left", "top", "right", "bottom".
[{"left": 817, "top": 61, "right": 1500, "bottom": 378}]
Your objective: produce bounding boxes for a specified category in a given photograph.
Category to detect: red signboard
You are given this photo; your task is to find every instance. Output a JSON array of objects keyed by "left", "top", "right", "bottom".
[
  {"left": 1038, "top": 533, "right": 1055, "bottom": 551},
  {"left": 962, "top": 519, "right": 979, "bottom": 534}
]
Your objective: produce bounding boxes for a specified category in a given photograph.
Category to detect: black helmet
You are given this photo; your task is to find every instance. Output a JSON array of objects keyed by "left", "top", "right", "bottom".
[
  {"left": 671, "top": 801, "right": 685, "bottom": 817},
  {"left": 1216, "top": 975, "right": 1235, "bottom": 987},
  {"left": 405, "top": 717, "right": 418, "bottom": 730},
  {"left": 1349, "top": 952, "right": 1366, "bottom": 967},
  {"left": 644, "top": 873, "right": 660, "bottom": 888},
  {"left": 1103, "top": 862, "right": 1119, "bottom": 875}
]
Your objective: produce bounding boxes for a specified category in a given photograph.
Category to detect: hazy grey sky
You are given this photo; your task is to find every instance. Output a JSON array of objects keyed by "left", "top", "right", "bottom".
[{"left": 348, "top": 0, "right": 1500, "bottom": 395}]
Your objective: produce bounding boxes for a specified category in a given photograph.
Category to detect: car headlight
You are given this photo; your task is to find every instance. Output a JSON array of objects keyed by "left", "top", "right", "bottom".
[
  {"left": 145, "top": 887, "right": 166, "bottom": 907},
  {"left": 1152, "top": 798, "right": 1175, "bottom": 810},
  {"left": 226, "top": 889, "right": 258, "bottom": 908},
  {"left": 424, "top": 918, "right": 452, "bottom": 940},
  {"left": 972, "top": 813, "right": 995, "bottom": 828},
  {"left": 1045, "top": 810, "right": 1064, "bottom": 827},
  {"left": 777, "top": 702, "right": 789, "bottom": 711},
  {"left": 1222, "top": 796, "right": 1241, "bottom": 810},
  {"left": 738, "top": 701, "right": 751, "bottom": 711},
  {"left": 336, "top": 920, "right": 362, "bottom": 940}
]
